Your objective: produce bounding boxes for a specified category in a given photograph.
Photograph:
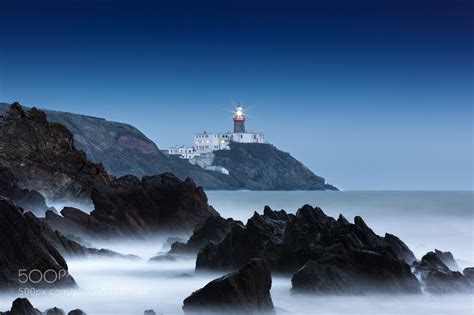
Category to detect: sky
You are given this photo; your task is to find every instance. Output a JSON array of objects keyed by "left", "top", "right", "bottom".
[{"left": 0, "top": 0, "right": 472, "bottom": 190}]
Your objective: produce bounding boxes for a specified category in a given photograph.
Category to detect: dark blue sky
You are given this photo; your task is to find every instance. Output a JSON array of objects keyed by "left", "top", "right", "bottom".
[{"left": 1, "top": 0, "right": 472, "bottom": 190}]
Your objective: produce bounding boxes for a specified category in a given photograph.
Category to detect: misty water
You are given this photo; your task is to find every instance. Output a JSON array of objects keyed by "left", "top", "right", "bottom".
[{"left": 1, "top": 191, "right": 473, "bottom": 314}]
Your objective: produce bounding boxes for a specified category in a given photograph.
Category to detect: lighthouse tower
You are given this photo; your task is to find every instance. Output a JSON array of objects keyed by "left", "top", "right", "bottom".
[{"left": 233, "top": 106, "right": 246, "bottom": 133}]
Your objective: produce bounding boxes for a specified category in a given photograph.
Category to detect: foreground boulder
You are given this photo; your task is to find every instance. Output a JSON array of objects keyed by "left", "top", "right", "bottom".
[
  {"left": 413, "top": 251, "right": 471, "bottom": 294},
  {"left": 0, "top": 197, "right": 76, "bottom": 290},
  {"left": 197, "top": 205, "right": 421, "bottom": 294},
  {"left": 183, "top": 259, "right": 274, "bottom": 314}
]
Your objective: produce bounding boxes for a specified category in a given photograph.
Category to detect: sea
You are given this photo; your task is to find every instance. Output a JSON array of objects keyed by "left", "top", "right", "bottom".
[{"left": 0, "top": 191, "right": 472, "bottom": 314}]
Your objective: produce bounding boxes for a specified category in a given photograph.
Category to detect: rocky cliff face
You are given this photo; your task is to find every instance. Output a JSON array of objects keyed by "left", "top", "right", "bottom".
[
  {"left": 213, "top": 142, "right": 336, "bottom": 190},
  {"left": 0, "top": 103, "right": 111, "bottom": 205},
  {"left": 0, "top": 104, "right": 218, "bottom": 236},
  {"left": 0, "top": 102, "right": 336, "bottom": 190}
]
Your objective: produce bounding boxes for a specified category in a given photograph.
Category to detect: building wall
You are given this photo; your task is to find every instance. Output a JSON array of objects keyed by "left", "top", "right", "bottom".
[
  {"left": 194, "top": 132, "right": 264, "bottom": 154},
  {"left": 168, "top": 145, "right": 200, "bottom": 159}
]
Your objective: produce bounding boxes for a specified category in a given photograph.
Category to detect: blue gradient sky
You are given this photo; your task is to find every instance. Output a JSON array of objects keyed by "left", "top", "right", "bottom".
[{"left": 1, "top": 0, "right": 472, "bottom": 190}]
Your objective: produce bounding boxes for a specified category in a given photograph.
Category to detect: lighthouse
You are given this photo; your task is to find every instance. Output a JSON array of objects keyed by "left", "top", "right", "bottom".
[
  {"left": 233, "top": 106, "right": 246, "bottom": 133},
  {"left": 169, "top": 103, "right": 264, "bottom": 159}
]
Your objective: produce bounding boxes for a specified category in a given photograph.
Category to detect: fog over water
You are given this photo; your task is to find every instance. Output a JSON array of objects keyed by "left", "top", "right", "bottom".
[{"left": 0, "top": 191, "right": 472, "bottom": 314}]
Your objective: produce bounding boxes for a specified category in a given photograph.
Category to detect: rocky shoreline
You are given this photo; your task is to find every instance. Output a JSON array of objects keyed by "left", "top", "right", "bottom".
[{"left": 0, "top": 104, "right": 472, "bottom": 314}]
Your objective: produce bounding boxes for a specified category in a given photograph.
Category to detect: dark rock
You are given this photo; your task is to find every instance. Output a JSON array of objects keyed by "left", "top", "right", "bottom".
[
  {"left": 383, "top": 233, "right": 417, "bottom": 264},
  {"left": 292, "top": 250, "right": 420, "bottom": 294},
  {"left": 0, "top": 298, "right": 42, "bottom": 315},
  {"left": 0, "top": 103, "right": 111, "bottom": 206},
  {"left": 25, "top": 212, "right": 139, "bottom": 260},
  {"left": 170, "top": 216, "right": 243, "bottom": 255},
  {"left": 68, "top": 310, "right": 86, "bottom": 315},
  {"left": 161, "top": 236, "right": 186, "bottom": 251},
  {"left": 144, "top": 310, "right": 156, "bottom": 315},
  {"left": 212, "top": 142, "right": 336, "bottom": 190},
  {"left": 90, "top": 173, "right": 219, "bottom": 235},
  {"left": 434, "top": 249, "right": 460, "bottom": 271},
  {"left": 45, "top": 307, "right": 66, "bottom": 315},
  {"left": 183, "top": 259, "right": 274, "bottom": 314},
  {"left": 463, "top": 267, "right": 474, "bottom": 284},
  {"left": 413, "top": 251, "right": 471, "bottom": 294},
  {"left": 196, "top": 206, "right": 292, "bottom": 271},
  {"left": 197, "top": 205, "right": 421, "bottom": 294},
  {"left": 0, "top": 166, "right": 49, "bottom": 215},
  {"left": 0, "top": 197, "right": 76, "bottom": 290}
]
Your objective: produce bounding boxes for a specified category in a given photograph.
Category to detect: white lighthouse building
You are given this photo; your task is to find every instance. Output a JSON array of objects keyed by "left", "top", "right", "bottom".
[
  {"left": 193, "top": 106, "right": 264, "bottom": 154},
  {"left": 167, "top": 105, "right": 264, "bottom": 158}
]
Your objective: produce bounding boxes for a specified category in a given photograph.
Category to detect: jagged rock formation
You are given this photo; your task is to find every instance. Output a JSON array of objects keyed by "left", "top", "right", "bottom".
[
  {"left": 413, "top": 251, "right": 471, "bottom": 294},
  {"left": 45, "top": 307, "right": 66, "bottom": 315},
  {"left": 463, "top": 267, "right": 474, "bottom": 285},
  {"left": 0, "top": 298, "right": 86, "bottom": 315},
  {"left": 0, "top": 102, "right": 336, "bottom": 190},
  {"left": 0, "top": 165, "right": 49, "bottom": 215},
  {"left": 0, "top": 103, "right": 110, "bottom": 205},
  {"left": 196, "top": 205, "right": 420, "bottom": 294},
  {"left": 0, "top": 197, "right": 76, "bottom": 290},
  {"left": 0, "top": 104, "right": 218, "bottom": 235},
  {"left": 170, "top": 216, "right": 243, "bottom": 254},
  {"left": 44, "top": 173, "right": 218, "bottom": 238},
  {"left": 0, "top": 298, "right": 42, "bottom": 315},
  {"left": 213, "top": 142, "right": 337, "bottom": 190},
  {"left": 183, "top": 259, "right": 274, "bottom": 314},
  {"left": 26, "top": 212, "right": 139, "bottom": 259},
  {"left": 432, "top": 249, "right": 460, "bottom": 271}
]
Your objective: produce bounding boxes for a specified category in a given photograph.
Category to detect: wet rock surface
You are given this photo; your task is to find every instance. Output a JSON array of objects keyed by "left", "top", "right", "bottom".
[
  {"left": 213, "top": 142, "right": 337, "bottom": 190},
  {"left": 0, "top": 103, "right": 110, "bottom": 206},
  {"left": 170, "top": 216, "right": 243, "bottom": 255},
  {"left": 0, "top": 299, "right": 86, "bottom": 315},
  {"left": 197, "top": 205, "right": 421, "bottom": 294},
  {"left": 0, "top": 197, "right": 76, "bottom": 290},
  {"left": 413, "top": 251, "right": 471, "bottom": 294},
  {"left": 0, "top": 298, "right": 42, "bottom": 315},
  {"left": 463, "top": 267, "right": 474, "bottom": 284},
  {"left": 183, "top": 258, "right": 274, "bottom": 314}
]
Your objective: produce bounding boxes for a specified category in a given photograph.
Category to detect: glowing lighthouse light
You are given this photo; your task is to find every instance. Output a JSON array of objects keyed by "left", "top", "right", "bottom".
[
  {"left": 234, "top": 106, "right": 245, "bottom": 121},
  {"left": 233, "top": 106, "right": 246, "bottom": 133}
]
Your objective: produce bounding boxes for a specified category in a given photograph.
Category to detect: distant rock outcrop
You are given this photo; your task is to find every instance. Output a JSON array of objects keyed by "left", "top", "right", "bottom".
[
  {"left": 0, "top": 102, "right": 336, "bottom": 191},
  {"left": 196, "top": 205, "right": 421, "bottom": 294},
  {"left": 183, "top": 258, "right": 274, "bottom": 314},
  {"left": 0, "top": 197, "right": 76, "bottom": 290},
  {"left": 212, "top": 142, "right": 336, "bottom": 190}
]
